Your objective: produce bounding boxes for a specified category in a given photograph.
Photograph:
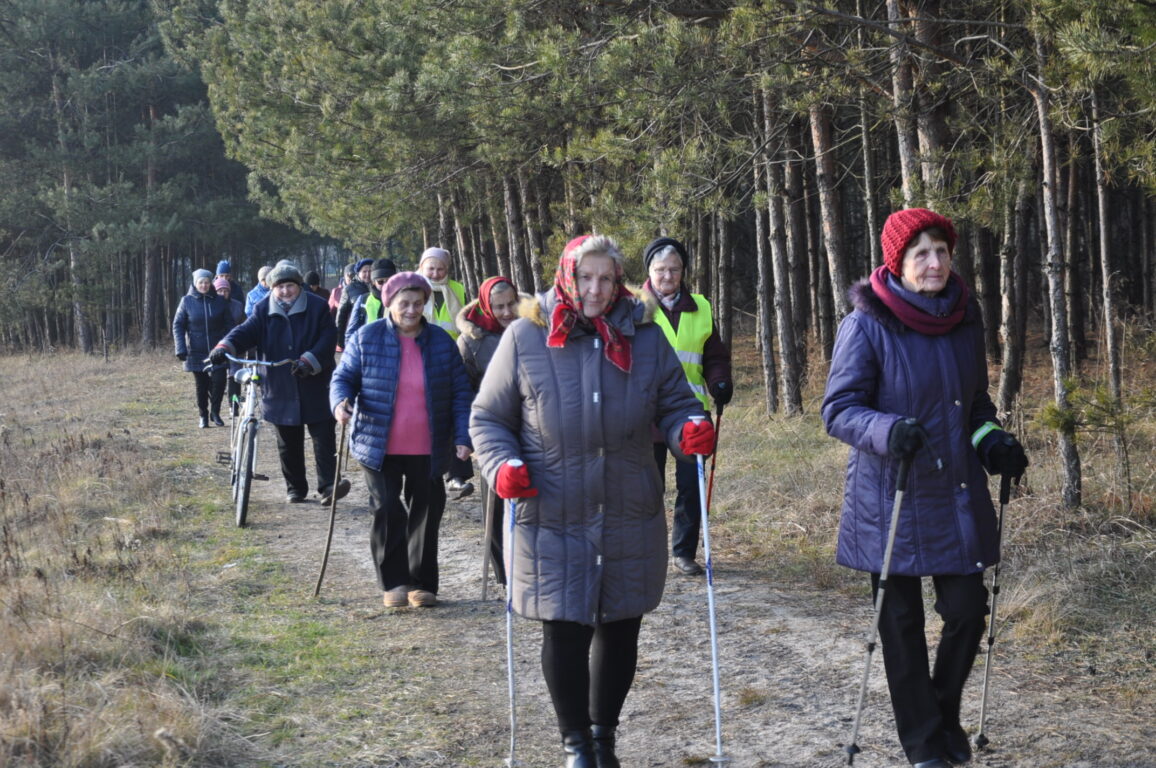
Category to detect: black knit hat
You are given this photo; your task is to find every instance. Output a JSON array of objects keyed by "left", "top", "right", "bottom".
[
  {"left": 371, "top": 258, "right": 398, "bottom": 283},
  {"left": 642, "top": 237, "right": 691, "bottom": 273},
  {"left": 304, "top": 270, "right": 321, "bottom": 286}
]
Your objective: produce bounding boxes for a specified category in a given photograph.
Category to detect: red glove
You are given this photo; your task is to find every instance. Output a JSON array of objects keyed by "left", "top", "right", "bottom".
[
  {"left": 680, "top": 419, "right": 716, "bottom": 456},
  {"left": 495, "top": 461, "right": 538, "bottom": 499}
]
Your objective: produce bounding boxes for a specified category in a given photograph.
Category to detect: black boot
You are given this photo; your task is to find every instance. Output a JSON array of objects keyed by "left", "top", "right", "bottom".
[
  {"left": 210, "top": 411, "right": 224, "bottom": 427},
  {"left": 591, "top": 725, "right": 620, "bottom": 768},
  {"left": 561, "top": 729, "right": 595, "bottom": 768}
]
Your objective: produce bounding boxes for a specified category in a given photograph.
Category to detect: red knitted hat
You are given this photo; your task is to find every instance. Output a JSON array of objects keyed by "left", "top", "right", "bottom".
[{"left": 880, "top": 208, "right": 957, "bottom": 276}]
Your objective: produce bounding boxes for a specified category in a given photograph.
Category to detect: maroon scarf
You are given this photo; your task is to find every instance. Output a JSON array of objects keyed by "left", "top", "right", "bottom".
[
  {"left": 464, "top": 276, "right": 514, "bottom": 335},
  {"left": 869, "top": 265, "right": 969, "bottom": 335},
  {"left": 547, "top": 235, "right": 633, "bottom": 373}
]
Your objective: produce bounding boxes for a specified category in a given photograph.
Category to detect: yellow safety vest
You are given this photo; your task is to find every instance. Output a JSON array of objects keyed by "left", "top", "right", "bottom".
[
  {"left": 430, "top": 280, "right": 467, "bottom": 339},
  {"left": 363, "top": 292, "right": 384, "bottom": 326},
  {"left": 653, "top": 293, "right": 712, "bottom": 409}
]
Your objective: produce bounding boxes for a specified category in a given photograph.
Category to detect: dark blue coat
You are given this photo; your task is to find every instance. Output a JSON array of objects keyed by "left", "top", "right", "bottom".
[
  {"left": 330, "top": 317, "right": 472, "bottom": 478},
  {"left": 821, "top": 280, "right": 999, "bottom": 577},
  {"left": 219, "top": 290, "right": 336, "bottom": 426},
  {"left": 172, "top": 286, "right": 232, "bottom": 373}
]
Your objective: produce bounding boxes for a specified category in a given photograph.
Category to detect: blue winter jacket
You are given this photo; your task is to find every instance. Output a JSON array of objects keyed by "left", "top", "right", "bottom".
[
  {"left": 330, "top": 316, "right": 473, "bottom": 478},
  {"left": 172, "top": 286, "right": 232, "bottom": 373},
  {"left": 821, "top": 279, "right": 999, "bottom": 577},
  {"left": 218, "top": 290, "right": 336, "bottom": 426},
  {"left": 244, "top": 283, "right": 269, "bottom": 317}
]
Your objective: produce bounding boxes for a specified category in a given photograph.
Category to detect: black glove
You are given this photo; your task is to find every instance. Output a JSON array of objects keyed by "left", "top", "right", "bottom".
[
  {"left": 291, "top": 358, "right": 312, "bottom": 379},
  {"left": 979, "top": 431, "right": 1028, "bottom": 480},
  {"left": 207, "top": 346, "right": 228, "bottom": 366},
  {"left": 709, "top": 380, "right": 733, "bottom": 407},
  {"left": 176, "top": 352, "right": 187, "bottom": 362},
  {"left": 888, "top": 418, "right": 929, "bottom": 460}
]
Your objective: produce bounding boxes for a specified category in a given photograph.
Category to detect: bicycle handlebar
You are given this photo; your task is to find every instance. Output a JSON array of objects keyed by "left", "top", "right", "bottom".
[{"left": 225, "top": 354, "right": 295, "bottom": 367}]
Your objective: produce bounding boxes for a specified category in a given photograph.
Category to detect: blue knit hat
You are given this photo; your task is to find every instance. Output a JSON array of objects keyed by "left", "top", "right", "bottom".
[
  {"left": 216, "top": 260, "right": 231, "bottom": 275},
  {"left": 354, "top": 257, "right": 374, "bottom": 273}
]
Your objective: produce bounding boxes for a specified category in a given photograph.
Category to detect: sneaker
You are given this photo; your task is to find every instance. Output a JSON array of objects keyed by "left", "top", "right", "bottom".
[
  {"left": 287, "top": 493, "right": 306, "bottom": 504},
  {"left": 407, "top": 589, "right": 437, "bottom": 607},
  {"left": 198, "top": 415, "right": 208, "bottom": 429},
  {"left": 319, "top": 478, "right": 351, "bottom": 506},
  {"left": 447, "top": 478, "right": 474, "bottom": 500},
  {"left": 383, "top": 586, "right": 409, "bottom": 608},
  {"left": 673, "top": 556, "right": 704, "bottom": 576}
]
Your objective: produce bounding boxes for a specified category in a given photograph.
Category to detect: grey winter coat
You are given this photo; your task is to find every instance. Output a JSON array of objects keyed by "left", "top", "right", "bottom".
[
  {"left": 455, "top": 298, "right": 508, "bottom": 389},
  {"left": 470, "top": 290, "right": 706, "bottom": 626},
  {"left": 822, "top": 279, "right": 999, "bottom": 577}
]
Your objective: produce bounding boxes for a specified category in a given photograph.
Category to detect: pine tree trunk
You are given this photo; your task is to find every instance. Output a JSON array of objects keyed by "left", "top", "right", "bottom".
[
  {"left": 767, "top": 158, "right": 803, "bottom": 415},
  {"left": 502, "top": 175, "right": 531, "bottom": 293},
  {"left": 784, "top": 128, "right": 811, "bottom": 369},
  {"left": 487, "top": 184, "right": 512, "bottom": 284},
  {"left": 996, "top": 184, "right": 1027, "bottom": 419},
  {"left": 1063, "top": 141, "right": 1087, "bottom": 368},
  {"left": 753, "top": 162, "right": 778, "bottom": 415},
  {"left": 517, "top": 170, "right": 545, "bottom": 292},
  {"left": 1092, "top": 90, "right": 1122, "bottom": 403},
  {"left": 887, "top": 0, "right": 920, "bottom": 206},
  {"left": 808, "top": 102, "right": 851, "bottom": 322},
  {"left": 1032, "top": 37, "right": 1082, "bottom": 509},
  {"left": 715, "top": 211, "right": 733, "bottom": 349}
]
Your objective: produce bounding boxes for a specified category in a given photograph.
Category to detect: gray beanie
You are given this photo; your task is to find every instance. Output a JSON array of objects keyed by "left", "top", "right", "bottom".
[
  {"left": 266, "top": 262, "right": 303, "bottom": 287},
  {"left": 193, "top": 268, "right": 213, "bottom": 282}
]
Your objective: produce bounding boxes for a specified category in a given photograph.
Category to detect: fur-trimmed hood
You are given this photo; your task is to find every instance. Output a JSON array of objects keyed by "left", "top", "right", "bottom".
[
  {"left": 519, "top": 285, "right": 658, "bottom": 331},
  {"left": 848, "top": 276, "right": 981, "bottom": 335},
  {"left": 455, "top": 293, "right": 533, "bottom": 341}
]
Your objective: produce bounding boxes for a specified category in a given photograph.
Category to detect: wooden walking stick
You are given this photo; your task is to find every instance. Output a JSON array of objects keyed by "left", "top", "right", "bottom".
[{"left": 313, "top": 400, "right": 350, "bottom": 597}]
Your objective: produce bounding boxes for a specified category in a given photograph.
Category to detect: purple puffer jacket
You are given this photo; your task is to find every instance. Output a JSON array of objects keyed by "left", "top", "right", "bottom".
[{"left": 821, "top": 280, "right": 999, "bottom": 577}]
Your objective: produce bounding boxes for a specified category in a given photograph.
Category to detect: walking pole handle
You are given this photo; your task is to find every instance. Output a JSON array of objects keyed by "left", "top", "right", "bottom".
[{"left": 999, "top": 472, "right": 1012, "bottom": 506}]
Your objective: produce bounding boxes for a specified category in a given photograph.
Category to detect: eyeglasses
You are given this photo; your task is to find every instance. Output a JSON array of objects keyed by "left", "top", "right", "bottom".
[{"left": 651, "top": 267, "right": 682, "bottom": 276}]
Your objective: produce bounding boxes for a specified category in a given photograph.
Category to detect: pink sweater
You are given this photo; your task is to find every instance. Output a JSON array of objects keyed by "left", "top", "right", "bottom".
[{"left": 385, "top": 336, "right": 432, "bottom": 455}]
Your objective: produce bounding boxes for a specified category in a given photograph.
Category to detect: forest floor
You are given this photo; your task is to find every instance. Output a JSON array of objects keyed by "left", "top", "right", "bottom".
[
  {"left": 175, "top": 392, "right": 1154, "bottom": 767},
  {"left": 3, "top": 349, "right": 1153, "bottom": 768}
]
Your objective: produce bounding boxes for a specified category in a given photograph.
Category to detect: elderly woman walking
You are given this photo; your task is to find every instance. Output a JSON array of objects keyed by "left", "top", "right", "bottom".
[
  {"left": 822, "top": 208, "right": 1028, "bottom": 768},
  {"left": 330, "top": 272, "right": 474, "bottom": 609},
  {"left": 455, "top": 275, "right": 520, "bottom": 585},
  {"left": 470, "top": 235, "right": 712, "bottom": 767},
  {"left": 172, "top": 268, "right": 232, "bottom": 428}
]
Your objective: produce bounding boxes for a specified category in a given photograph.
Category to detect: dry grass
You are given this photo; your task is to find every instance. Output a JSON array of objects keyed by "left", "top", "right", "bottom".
[{"left": 0, "top": 351, "right": 265, "bottom": 767}]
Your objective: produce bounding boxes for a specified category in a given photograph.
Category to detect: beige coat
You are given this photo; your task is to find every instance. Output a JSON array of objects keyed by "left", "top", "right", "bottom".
[{"left": 469, "top": 289, "right": 705, "bottom": 625}]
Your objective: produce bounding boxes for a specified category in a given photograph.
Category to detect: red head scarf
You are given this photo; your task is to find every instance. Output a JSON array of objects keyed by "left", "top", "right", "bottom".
[
  {"left": 465, "top": 276, "right": 515, "bottom": 334},
  {"left": 547, "top": 235, "right": 633, "bottom": 373}
]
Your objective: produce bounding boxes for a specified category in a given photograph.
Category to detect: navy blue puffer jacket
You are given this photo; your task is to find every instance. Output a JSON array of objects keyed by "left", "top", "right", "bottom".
[
  {"left": 330, "top": 316, "right": 472, "bottom": 478},
  {"left": 172, "top": 286, "right": 232, "bottom": 372},
  {"left": 822, "top": 279, "right": 999, "bottom": 577}
]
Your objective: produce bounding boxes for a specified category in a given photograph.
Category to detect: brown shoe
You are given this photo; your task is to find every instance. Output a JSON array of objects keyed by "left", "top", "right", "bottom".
[
  {"left": 408, "top": 589, "right": 437, "bottom": 607},
  {"left": 383, "top": 586, "right": 409, "bottom": 608}
]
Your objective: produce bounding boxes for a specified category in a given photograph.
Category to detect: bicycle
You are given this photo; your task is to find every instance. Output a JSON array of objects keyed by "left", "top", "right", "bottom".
[{"left": 214, "top": 355, "right": 294, "bottom": 527}]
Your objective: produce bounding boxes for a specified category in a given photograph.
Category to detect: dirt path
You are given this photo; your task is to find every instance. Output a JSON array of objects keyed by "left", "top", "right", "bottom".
[{"left": 204, "top": 423, "right": 1154, "bottom": 768}]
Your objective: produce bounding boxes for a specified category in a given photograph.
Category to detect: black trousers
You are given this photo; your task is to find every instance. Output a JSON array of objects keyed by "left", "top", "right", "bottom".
[
  {"left": 872, "top": 572, "right": 989, "bottom": 763},
  {"left": 541, "top": 616, "right": 643, "bottom": 733},
  {"left": 653, "top": 443, "right": 703, "bottom": 559},
  {"left": 362, "top": 455, "right": 447, "bottom": 593},
  {"left": 192, "top": 368, "right": 226, "bottom": 417},
  {"left": 273, "top": 419, "right": 337, "bottom": 498}
]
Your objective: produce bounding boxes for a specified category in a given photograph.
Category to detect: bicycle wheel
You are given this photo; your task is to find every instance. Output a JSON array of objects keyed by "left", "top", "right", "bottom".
[{"left": 235, "top": 421, "right": 257, "bottom": 528}]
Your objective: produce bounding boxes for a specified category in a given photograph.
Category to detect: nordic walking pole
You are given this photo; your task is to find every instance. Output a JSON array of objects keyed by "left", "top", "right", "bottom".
[
  {"left": 845, "top": 447, "right": 914, "bottom": 765},
  {"left": 503, "top": 462, "right": 522, "bottom": 767},
  {"left": 313, "top": 400, "right": 350, "bottom": 597},
  {"left": 705, "top": 404, "right": 724, "bottom": 514},
  {"left": 481, "top": 481, "right": 495, "bottom": 601},
  {"left": 975, "top": 471, "right": 1013, "bottom": 750},
  {"left": 690, "top": 415, "right": 730, "bottom": 765}
]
